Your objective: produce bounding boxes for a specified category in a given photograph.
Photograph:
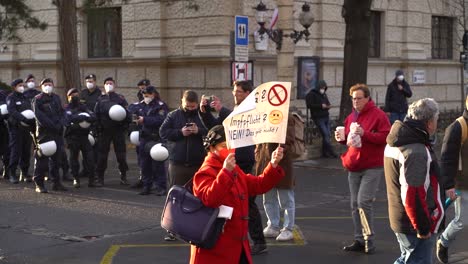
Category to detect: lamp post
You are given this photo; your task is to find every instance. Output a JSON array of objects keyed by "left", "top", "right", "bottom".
[{"left": 254, "top": 1, "right": 315, "bottom": 50}]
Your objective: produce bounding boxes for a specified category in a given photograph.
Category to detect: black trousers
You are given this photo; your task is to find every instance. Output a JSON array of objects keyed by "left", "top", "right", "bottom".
[
  {"left": 0, "top": 123, "right": 9, "bottom": 173},
  {"left": 96, "top": 129, "right": 128, "bottom": 178},
  {"left": 33, "top": 137, "right": 63, "bottom": 185},
  {"left": 68, "top": 137, "right": 95, "bottom": 181},
  {"left": 249, "top": 195, "right": 266, "bottom": 245},
  {"left": 8, "top": 126, "right": 32, "bottom": 175}
]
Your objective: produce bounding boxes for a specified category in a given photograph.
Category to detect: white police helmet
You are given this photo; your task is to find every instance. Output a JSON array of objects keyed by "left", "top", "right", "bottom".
[
  {"left": 0, "top": 104, "right": 8, "bottom": 115},
  {"left": 109, "top": 105, "right": 126, "bottom": 121},
  {"left": 78, "top": 112, "right": 91, "bottom": 128},
  {"left": 130, "top": 131, "right": 140, "bottom": 145},
  {"left": 20, "top": 109, "right": 35, "bottom": 126},
  {"left": 88, "top": 134, "right": 95, "bottom": 146},
  {"left": 39, "top": 140, "right": 57, "bottom": 157},
  {"left": 150, "top": 143, "right": 169, "bottom": 161}
]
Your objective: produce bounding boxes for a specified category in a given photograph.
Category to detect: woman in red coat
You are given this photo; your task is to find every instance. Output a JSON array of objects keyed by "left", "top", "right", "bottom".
[{"left": 190, "top": 125, "right": 285, "bottom": 264}]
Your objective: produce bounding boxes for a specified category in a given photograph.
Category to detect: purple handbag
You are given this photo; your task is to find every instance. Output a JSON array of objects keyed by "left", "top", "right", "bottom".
[{"left": 160, "top": 180, "right": 225, "bottom": 249}]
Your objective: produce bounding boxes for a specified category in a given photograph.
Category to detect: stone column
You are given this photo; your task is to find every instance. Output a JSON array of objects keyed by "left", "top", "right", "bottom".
[{"left": 276, "top": 0, "right": 295, "bottom": 86}]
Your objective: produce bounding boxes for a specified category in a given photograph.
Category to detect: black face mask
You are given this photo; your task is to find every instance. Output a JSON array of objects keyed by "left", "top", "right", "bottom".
[
  {"left": 184, "top": 108, "right": 198, "bottom": 115},
  {"left": 70, "top": 96, "right": 80, "bottom": 105}
]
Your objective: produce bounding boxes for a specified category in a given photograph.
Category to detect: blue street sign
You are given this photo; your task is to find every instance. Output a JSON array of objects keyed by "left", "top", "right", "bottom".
[{"left": 235, "top": 16, "right": 249, "bottom": 46}]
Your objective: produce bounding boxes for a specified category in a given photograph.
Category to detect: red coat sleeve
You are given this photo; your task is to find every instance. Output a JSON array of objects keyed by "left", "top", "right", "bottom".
[{"left": 193, "top": 167, "right": 236, "bottom": 208}]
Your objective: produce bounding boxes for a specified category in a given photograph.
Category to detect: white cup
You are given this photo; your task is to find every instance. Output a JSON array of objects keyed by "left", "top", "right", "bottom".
[{"left": 336, "top": 126, "right": 345, "bottom": 141}]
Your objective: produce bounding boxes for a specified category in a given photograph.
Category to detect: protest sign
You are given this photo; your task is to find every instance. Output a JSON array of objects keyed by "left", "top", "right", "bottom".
[{"left": 222, "top": 81, "right": 291, "bottom": 149}]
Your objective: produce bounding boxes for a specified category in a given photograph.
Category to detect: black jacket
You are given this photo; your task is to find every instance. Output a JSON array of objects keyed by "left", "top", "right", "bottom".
[
  {"left": 305, "top": 88, "right": 330, "bottom": 119},
  {"left": 32, "top": 92, "right": 65, "bottom": 142},
  {"left": 94, "top": 92, "right": 131, "bottom": 131},
  {"left": 439, "top": 110, "right": 468, "bottom": 190},
  {"left": 159, "top": 108, "right": 207, "bottom": 167},
  {"left": 80, "top": 87, "right": 102, "bottom": 113},
  {"left": 7, "top": 91, "right": 35, "bottom": 129},
  {"left": 384, "top": 79, "right": 412, "bottom": 113},
  {"left": 64, "top": 102, "right": 96, "bottom": 142}
]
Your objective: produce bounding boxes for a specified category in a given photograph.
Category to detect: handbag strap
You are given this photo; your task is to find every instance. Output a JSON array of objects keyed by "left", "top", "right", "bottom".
[{"left": 183, "top": 177, "right": 194, "bottom": 194}]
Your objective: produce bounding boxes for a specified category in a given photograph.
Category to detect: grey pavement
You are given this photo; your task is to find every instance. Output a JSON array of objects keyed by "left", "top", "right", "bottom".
[{"left": 0, "top": 143, "right": 467, "bottom": 264}]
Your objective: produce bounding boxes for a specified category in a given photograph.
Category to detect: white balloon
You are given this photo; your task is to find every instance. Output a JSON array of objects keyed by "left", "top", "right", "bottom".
[
  {"left": 150, "top": 143, "right": 169, "bottom": 161},
  {"left": 39, "top": 141, "right": 57, "bottom": 157},
  {"left": 88, "top": 134, "right": 95, "bottom": 146},
  {"left": 130, "top": 131, "right": 140, "bottom": 145},
  {"left": 0, "top": 104, "right": 8, "bottom": 115},
  {"left": 78, "top": 112, "right": 91, "bottom": 128},
  {"left": 20, "top": 109, "right": 35, "bottom": 126},
  {"left": 109, "top": 105, "right": 126, "bottom": 121}
]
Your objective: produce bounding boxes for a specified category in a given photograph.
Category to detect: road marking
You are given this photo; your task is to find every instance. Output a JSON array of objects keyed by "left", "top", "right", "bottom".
[
  {"left": 296, "top": 216, "right": 388, "bottom": 220},
  {"left": 100, "top": 227, "right": 306, "bottom": 263}
]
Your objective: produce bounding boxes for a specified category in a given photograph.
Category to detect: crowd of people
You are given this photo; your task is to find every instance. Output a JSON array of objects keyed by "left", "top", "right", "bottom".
[{"left": 0, "top": 70, "right": 466, "bottom": 264}]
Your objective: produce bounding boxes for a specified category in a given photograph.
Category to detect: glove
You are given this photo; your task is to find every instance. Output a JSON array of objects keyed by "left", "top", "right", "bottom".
[{"left": 26, "top": 118, "right": 36, "bottom": 126}]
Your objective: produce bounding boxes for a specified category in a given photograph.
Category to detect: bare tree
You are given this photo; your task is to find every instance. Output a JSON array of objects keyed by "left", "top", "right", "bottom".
[{"left": 339, "top": 0, "right": 373, "bottom": 122}]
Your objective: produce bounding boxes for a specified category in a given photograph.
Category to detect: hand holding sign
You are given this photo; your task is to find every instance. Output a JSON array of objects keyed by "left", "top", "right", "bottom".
[{"left": 270, "top": 146, "right": 284, "bottom": 168}]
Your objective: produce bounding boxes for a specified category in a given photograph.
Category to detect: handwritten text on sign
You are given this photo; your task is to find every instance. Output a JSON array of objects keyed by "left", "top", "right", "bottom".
[{"left": 223, "top": 81, "right": 291, "bottom": 149}]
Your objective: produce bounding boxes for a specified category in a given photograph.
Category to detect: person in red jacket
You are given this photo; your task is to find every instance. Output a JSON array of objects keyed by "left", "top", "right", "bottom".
[
  {"left": 334, "top": 83, "right": 391, "bottom": 254},
  {"left": 190, "top": 125, "right": 285, "bottom": 264}
]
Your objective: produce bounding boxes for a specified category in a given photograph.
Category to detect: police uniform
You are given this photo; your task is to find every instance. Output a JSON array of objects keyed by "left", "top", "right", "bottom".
[
  {"left": 94, "top": 85, "right": 131, "bottom": 185},
  {"left": 0, "top": 89, "right": 11, "bottom": 180},
  {"left": 134, "top": 86, "right": 168, "bottom": 195},
  {"left": 136, "top": 79, "right": 150, "bottom": 102},
  {"left": 128, "top": 101, "right": 144, "bottom": 188},
  {"left": 6, "top": 79, "right": 34, "bottom": 183},
  {"left": 64, "top": 88, "right": 100, "bottom": 188},
  {"left": 32, "top": 78, "right": 67, "bottom": 192}
]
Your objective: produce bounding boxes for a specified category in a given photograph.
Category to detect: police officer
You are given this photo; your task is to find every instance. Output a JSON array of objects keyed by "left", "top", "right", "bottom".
[
  {"left": 32, "top": 78, "right": 67, "bottom": 193},
  {"left": 128, "top": 99, "right": 144, "bottom": 189},
  {"left": 136, "top": 79, "right": 150, "bottom": 102},
  {"left": 6, "top": 79, "right": 34, "bottom": 183},
  {"left": 23, "top": 74, "right": 41, "bottom": 101},
  {"left": 80, "top": 74, "right": 101, "bottom": 169},
  {"left": 133, "top": 86, "right": 168, "bottom": 195},
  {"left": 64, "top": 88, "right": 101, "bottom": 188},
  {"left": 0, "top": 87, "right": 11, "bottom": 180},
  {"left": 94, "top": 77, "right": 131, "bottom": 186}
]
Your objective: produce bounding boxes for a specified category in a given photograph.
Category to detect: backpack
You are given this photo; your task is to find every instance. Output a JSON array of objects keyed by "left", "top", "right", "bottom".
[{"left": 289, "top": 112, "right": 306, "bottom": 159}]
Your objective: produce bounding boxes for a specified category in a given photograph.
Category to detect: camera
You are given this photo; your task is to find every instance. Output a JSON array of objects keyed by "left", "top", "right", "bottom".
[{"left": 202, "top": 95, "right": 215, "bottom": 112}]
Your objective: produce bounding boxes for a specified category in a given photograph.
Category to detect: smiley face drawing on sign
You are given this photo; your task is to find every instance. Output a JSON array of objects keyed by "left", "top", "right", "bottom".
[{"left": 269, "top": 110, "right": 283, "bottom": 124}]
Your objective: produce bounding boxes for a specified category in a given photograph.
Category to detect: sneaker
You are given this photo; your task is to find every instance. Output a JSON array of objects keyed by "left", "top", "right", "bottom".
[
  {"left": 263, "top": 226, "right": 280, "bottom": 238},
  {"left": 251, "top": 243, "right": 268, "bottom": 255},
  {"left": 436, "top": 239, "right": 448, "bottom": 264},
  {"left": 164, "top": 234, "right": 176, "bottom": 241},
  {"left": 276, "top": 229, "right": 293, "bottom": 241},
  {"left": 343, "top": 240, "right": 365, "bottom": 252}
]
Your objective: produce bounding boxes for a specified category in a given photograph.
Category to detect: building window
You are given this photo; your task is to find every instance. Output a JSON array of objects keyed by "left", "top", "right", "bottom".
[
  {"left": 87, "top": 7, "right": 122, "bottom": 58},
  {"left": 432, "top": 16, "right": 453, "bottom": 59},
  {"left": 368, "top": 11, "right": 381, "bottom": 58}
]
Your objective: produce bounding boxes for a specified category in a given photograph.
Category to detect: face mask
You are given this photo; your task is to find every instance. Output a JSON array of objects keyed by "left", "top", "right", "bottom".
[
  {"left": 216, "top": 148, "right": 235, "bottom": 161},
  {"left": 42, "top": 85, "right": 53, "bottom": 94},
  {"left": 184, "top": 108, "right": 197, "bottom": 115},
  {"left": 397, "top": 75, "right": 404, "bottom": 81},
  {"left": 86, "top": 82, "right": 94, "bottom": 89},
  {"left": 143, "top": 97, "right": 153, "bottom": 104},
  {"left": 27, "top": 82, "right": 35, "bottom": 89},
  {"left": 17, "top": 86, "right": 25, "bottom": 93},
  {"left": 319, "top": 89, "right": 325, "bottom": 94},
  {"left": 70, "top": 96, "right": 80, "bottom": 104},
  {"left": 104, "top": 84, "right": 114, "bottom": 93}
]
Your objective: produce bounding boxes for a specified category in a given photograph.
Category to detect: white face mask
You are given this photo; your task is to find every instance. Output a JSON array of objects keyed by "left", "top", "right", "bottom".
[
  {"left": 143, "top": 97, "right": 153, "bottom": 104},
  {"left": 397, "top": 75, "right": 404, "bottom": 81},
  {"left": 17, "top": 86, "right": 25, "bottom": 93},
  {"left": 319, "top": 89, "right": 325, "bottom": 94},
  {"left": 42, "top": 85, "right": 53, "bottom": 94},
  {"left": 104, "top": 84, "right": 114, "bottom": 93},
  {"left": 27, "top": 82, "right": 35, "bottom": 89},
  {"left": 86, "top": 82, "right": 94, "bottom": 89}
]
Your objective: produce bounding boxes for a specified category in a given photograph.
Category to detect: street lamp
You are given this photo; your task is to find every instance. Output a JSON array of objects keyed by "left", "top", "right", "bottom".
[{"left": 254, "top": 1, "right": 315, "bottom": 50}]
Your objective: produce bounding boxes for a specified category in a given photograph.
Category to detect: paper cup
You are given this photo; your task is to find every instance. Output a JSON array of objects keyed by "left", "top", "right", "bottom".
[{"left": 336, "top": 126, "right": 345, "bottom": 141}]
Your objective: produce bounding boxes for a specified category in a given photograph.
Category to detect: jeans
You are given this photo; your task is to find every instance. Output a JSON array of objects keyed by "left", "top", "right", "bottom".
[
  {"left": 313, "top": 117, "right": 335, "bottom": 156},
  {"left": 263, "top": 188, "right": 295, "bottom": 231},
  {"left": 394, "top": 233, "right": 436, "bottom": 264},
  {"left": 390, "top": 112, "right": 406, "bottom": 124},
  {"left": 348, "top": 167, "right": 382, "bottom": 243},
  {"left": 440, "top": 191, "right": 467, "bottom": 247}
]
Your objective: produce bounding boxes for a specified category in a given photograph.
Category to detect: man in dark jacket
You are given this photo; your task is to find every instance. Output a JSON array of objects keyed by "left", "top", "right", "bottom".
[
  {"left": 436, "top": 95, "right": 468, "bottom": 263},
  {"left": 305, "top": 79, "right": 337, "bottom": 158},
  {"left": 0, "top": 88, "right": 11, "bottom": 180},
  {"left": 64, "top": 88, "right": 100, "bottom": 188},
  {"left": 94, "top": 77, "right": 131, "bottom": 186},
  {"left": 6, "top": 79, "right": 34, "bottom": 183},
  {"left": 80, "top": 74, "right": 101, "bottom": 168},
  {"left": 384, "top": 98, "right": 444, "bottom": 264},
  {"left": 384, "top": 69, "right": 413, "bottom": 124},
  {"left": 32, "top": 78, "right": 68, "bottom": 193},
  {"left": 199, "top": 80, "right": 268, "bottom": 255}
]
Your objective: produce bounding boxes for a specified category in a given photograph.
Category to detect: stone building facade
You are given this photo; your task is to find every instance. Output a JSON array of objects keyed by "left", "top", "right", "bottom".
[{"left": 0, "top": 0, "right": 465, "bottom": 116}]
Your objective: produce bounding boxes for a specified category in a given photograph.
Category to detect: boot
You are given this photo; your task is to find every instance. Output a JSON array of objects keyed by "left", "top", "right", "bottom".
[
  {"left": 2, "top": 166, "right": 9, "bottom": 180},
  {"left": 120, "top": 172, "right": 129, "bottom": 185},
  {"left": 20, "top": 170, "right": 32, "bottom": 183},
  {"left": 88, "top": 175, "right": 102, "bottom": 188},
  {"left": 35, "top": 181, "right": 48, "bottom": 193},
  {"left": 96, "top": 174, "right": 104, "bottom": 186},
  {"left": 52, "top": 181, "right": 68, "bottom": 191},
  {"left": 9, "top": 169, "right": 19, "bottom": 184}
]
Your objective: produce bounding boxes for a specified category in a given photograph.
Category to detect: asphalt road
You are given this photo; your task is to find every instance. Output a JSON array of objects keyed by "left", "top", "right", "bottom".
[{"left": 0, "top": 147, "right": 467, "bottom": 264}]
